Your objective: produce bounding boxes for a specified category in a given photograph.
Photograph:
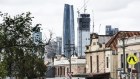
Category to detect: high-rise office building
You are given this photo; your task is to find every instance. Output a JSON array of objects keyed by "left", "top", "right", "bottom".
[
  {"left": 106, "top": 25, "right": 119, "bottom": 35},
  {"left": 56, "top": 37, "right": 62, "bottom": 55},
  {"left": 77, "top": 14, "right": 90, "bottom": 57},
  {"left": 32, "top": 26, "right": 42, "bottom": 55},
  {"left": 32, "top": 27, "right": 42, "bottom": 45},
  {"left": 63, "top": 4, "right": 75, "bottom": 58}
]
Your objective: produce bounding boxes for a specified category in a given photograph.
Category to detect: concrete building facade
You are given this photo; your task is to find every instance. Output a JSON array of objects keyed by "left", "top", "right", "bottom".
[{"left": 85, "top": 33, "right": 112, "bottom": 79}]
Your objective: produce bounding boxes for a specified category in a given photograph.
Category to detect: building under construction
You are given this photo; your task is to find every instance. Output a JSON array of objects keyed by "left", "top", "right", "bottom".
[{"left": 77, "top": 13, "right": 90, "bottom": 57}]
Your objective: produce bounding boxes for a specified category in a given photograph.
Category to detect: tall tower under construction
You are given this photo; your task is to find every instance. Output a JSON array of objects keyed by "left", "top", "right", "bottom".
[{"left": 77, "top": 13, "right": 90, "bottom": 57}]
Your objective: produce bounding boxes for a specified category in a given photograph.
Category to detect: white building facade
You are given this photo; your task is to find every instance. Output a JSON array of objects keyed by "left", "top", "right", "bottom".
[{"left": 54, "top": 55, "right": 86, "bottom": 77}]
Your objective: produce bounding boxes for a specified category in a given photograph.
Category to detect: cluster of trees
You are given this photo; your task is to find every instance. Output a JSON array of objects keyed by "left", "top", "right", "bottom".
[{"left": 0, "top": 12, "right": 50, "bottom": 79}]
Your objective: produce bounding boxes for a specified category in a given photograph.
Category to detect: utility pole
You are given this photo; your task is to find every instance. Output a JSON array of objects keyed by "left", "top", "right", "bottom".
[
  {"left": 65, "top": 40, "right": 75, "bottom": 79},
  {"left": 121, "top": 33, "right": 126, "bottom": 79}
]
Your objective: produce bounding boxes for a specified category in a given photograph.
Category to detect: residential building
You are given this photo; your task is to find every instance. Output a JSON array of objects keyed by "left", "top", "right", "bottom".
[
  {"left": 77, "top": 14, "right": 90, "bottom": 57},
  {"left": 106, "top": 31, "right": 140, "bottom": 79},
  {"left": 54, "top": 55, "right": 86, "bottom": 77},
  {"left": 85, "top": 33, "right": 112, "bottom": 79},
  {"left": 63, "top": 4, "right": 75, "bottom": 58},
  {"left": 106, "top": 25, "right": 119, "bottom": 36}
]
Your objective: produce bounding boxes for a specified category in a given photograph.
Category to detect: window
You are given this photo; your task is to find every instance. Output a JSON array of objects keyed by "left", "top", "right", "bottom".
[
  {"left": 90, "top": 56, "right": 92, "bottom": 73},
  {"left": 126, "top": 54, "right": 128, "bottom": 68},
  {"left": 60, "top": 67, "right": 62, "bottom": 76},
  {"left": 86, "top": 46, "right": 89, "bottom": 50},
  {"left": 93, "top": 42, "right": 96, "bottom": 45},
  {"left": 112, "top": 50, "right": 116, "bottom": 55},
  {"left": 84, "top": 67, "right": 86, "bottom": 73},
  {"left": 67, "top": 68, "right": 69, "bottom": 73},
  {"left": 63, "top": 67, "right": 65, "bottom": 76},
  {"left": 58, "top": 68, "right": 59, "bottom": 75},
  {"left": 134, "top": 53, "right": 137, "bottom": 56},
  {"left": 121, "top": 54, "right": 123, "bottom": 68},
  {"left": 99, "top": 43, "right": 102, "bottom": 48},
  {"left": 97, "top": 55, "right": 99, "bottom": 72},
  {"left": 106, "top": 57, "right": 109, "bottom": 68}
]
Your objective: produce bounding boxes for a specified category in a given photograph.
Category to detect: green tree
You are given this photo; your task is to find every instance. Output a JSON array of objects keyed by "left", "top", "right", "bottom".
[
  {"left": 0, "top": 12, "right": 50, "bottom": 79},
  {"left": 0, "top": 60, "right": 8, "bottom": 78}
]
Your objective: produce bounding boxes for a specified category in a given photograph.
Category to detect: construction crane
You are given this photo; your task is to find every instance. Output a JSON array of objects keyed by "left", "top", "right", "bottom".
[
  {"left": 77, "top": 0, "right": 90, "bottom": 14},
  {"left": 77, "top": 8, "right": 80, "bottom": 17}
]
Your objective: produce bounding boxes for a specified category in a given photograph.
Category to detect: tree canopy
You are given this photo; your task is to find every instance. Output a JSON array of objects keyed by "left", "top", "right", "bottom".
[{"left": 0, "top": 12, "right": 48, "bottom": 79}]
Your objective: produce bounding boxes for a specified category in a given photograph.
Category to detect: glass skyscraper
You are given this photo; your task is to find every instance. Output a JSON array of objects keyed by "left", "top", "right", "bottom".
[
  {"left": 63, "top": 4, "right": 75, "bottom": 58},
  {"left": 77, "top": 14, "right": 90, "bottom": 57},
  {"left": 106, "top": 25, "right": 119, "bottom": 35}
]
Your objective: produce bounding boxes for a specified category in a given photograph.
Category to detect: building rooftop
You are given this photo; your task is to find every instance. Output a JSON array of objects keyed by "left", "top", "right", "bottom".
[
  {"left": 54, "top": 55, "right": 86, "bottom": 66},
  {"left": 106, "top": 31, "right": 140, "bottom": 50}
]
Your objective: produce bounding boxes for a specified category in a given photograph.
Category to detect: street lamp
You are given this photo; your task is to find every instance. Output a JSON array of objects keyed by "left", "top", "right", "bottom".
[{"left": 121, "top": 32, "right": 127, "bottom": 79}]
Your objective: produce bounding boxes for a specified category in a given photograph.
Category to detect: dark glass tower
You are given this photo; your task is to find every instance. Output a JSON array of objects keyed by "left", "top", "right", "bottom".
[{"left": 63, "top": 4, "right": 75, "bottom": 58}]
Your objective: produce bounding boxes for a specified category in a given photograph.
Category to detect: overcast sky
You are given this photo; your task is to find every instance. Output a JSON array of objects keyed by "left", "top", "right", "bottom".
[{"left": 1, "top": 0, "right": 140, "bottom": 39}]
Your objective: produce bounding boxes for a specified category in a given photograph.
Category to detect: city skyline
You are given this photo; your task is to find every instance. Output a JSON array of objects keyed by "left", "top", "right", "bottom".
[{"left": 1, "top": 0, "right": 140, "bottom": 38}]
